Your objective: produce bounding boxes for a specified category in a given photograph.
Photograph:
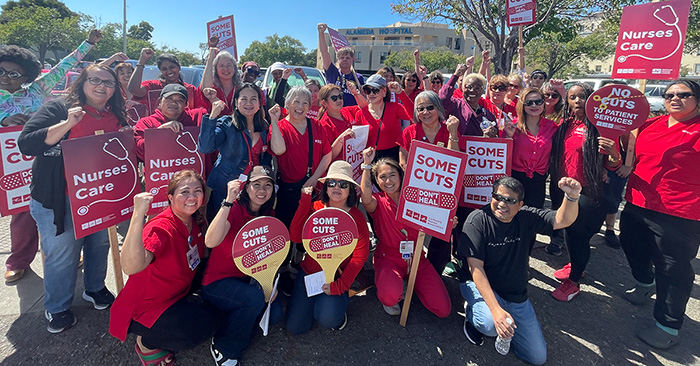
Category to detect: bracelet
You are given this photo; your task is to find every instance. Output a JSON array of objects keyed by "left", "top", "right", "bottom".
[
  {"left": 449, "top": 137, "right": 459, "bottom": 142},
  {"left": 221, "top": 200, "right": 234, "bottom": 208},
  {"left": 136, "top": 64, "right": 145, "bottom": 67},
  {"left": 608, "top": 154, "right": 621, "bottom": 163},
  {"left": 565, "top": 193, "right": 580, "bottom": 202},
  {"left": 85, "top": 40, "right": 95, "bottom": 45},
  {"left": 361, "top": 164, "right": 373, "bottom": 170}
]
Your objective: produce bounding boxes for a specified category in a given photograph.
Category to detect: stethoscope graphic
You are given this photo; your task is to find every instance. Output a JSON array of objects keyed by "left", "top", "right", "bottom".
[
  {"left": 617, "top": 5, "right": 681, "bottom": 63},
  {"left": 76, "top": 138, "right": 137, "bottom": 216},
  {"left": 148, "top": 131, "right": 203, "bottom": 195}
]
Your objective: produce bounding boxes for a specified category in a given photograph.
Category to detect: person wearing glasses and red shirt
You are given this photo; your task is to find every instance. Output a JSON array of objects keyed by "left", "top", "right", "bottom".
[
  {"left": 618, "top": 80, "right": 700, "bottom": 350},
  {"left": 481, "top": 75, "right": 517, "bottom": 130}
]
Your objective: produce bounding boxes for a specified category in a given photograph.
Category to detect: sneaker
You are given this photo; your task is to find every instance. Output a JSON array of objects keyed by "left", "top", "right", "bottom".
[
  {"left": 553, "top": 263, "right": 586, "bottom": 281},
  {"left": 544, "top": 243, "right": 563, "bottom": 256},
  {"left": 332, "top": 313, "right": 348, "bottom": 331},
  {"left": 605, "top": 230, "right": 621, "bottom": 249},
  {"left": 210, "top": 341, "right": 238, "bottom": 366},
  {"left": 638, "top": 325, "right": 679, "bottom": 350},
  {"left": 383, "top": 304, "right": 401, "bottom": 316},
  {"left": 82, "top": 287, "right": 115, "bottom": 310},
  {"left": 463, "top": 318, "right": 484, "bottom": 346},
  {"left": 624, "top": 285, "right": 655, "bottom": 305},
  {"left": 45, "top": 309, "right": 77, "bottom": 334},
  {"left": 552, "top": 279, "right": 580, "bottom": 302}
]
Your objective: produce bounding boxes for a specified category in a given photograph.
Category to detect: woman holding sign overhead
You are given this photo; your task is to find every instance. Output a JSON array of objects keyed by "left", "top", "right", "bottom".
[
  {"left": 360, "top": 148, "right": 451, "bottom": 318},
  {"left": 286, "top": 161, "right": 370, "bottom": 334}
]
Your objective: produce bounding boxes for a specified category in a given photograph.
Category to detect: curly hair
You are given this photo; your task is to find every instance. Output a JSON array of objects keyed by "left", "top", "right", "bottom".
[{"left": 0, "top": 45, "right": 41, "bottom": 82}]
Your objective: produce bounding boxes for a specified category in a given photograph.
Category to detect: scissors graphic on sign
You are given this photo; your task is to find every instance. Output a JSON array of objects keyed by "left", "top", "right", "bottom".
[{"left": 617, "top": 5, "right": 681, "bottom": 63}]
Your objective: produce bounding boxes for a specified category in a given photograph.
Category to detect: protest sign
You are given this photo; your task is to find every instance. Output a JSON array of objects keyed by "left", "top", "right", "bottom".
[
  {"left": 328, "top": 27, "right": 351, "bottom": 53},
  {"left": 460, "top": 137, "right": 513, "bottom": 208},
  {"left": 343, "top": 125, "right": 370, "bottom": 189},
  {"left": 612, "top": 0, "right": 690, "bottom": 80},
  {"left": 302, "top": 207, "right": 358, "bottom": 284},
  {"left": 397, "top": 141, "right": 466, "bottom": 242},
  {"left": 506, "top": 0, "right": 537, "bottom": 27},
  {"left": 233, "top": 216, "right": 290, "bottom": 302},
  {"left": 0, "top": 126, "right": 33, "bottom": 216},
  {"left": 207, "top": 15, "right": 238, "bottom": 60},
  {"left": 586, "top": 84, "right": 650, "bottom": 142},
  {"left": 144, "top": 127, "right": 205, "bottom": 215},
  {"left": 62, "top": 131, "right": 138, "bottom": 239}
]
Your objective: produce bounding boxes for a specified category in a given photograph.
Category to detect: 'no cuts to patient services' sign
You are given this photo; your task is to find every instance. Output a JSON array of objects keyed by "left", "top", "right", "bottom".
[
  {"left": 397, "top": 141, "right": 466, "bottom": 241},
  {"left": 460, "top": 137, "right": 512, "bottom": 208}
]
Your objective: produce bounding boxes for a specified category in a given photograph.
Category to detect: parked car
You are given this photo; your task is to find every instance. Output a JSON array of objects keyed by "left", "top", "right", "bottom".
[
  {"left": 564, "top": 78, "right": 627, "bottom": 91},
  {"left": 96, "top": 58, "right": 139, "bottom": 69},
  {"left": 260, "top": 65, "right": 326, "bottom": 91},
  {"left": 644, "top": 84, "right": 667, "bottom": 113},
  {"left": 50, "top": 71, "right": 81, "bottom": 97}
]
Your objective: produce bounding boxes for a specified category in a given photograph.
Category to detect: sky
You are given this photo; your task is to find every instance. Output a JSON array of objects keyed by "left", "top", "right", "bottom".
[{"left": 0, "top": 0, "right": 435, "bottom": 58}]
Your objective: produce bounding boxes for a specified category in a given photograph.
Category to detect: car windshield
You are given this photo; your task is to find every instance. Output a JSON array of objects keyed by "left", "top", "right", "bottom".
[{"left": 265, "top": 67, "right": 325, "bottom": 88}]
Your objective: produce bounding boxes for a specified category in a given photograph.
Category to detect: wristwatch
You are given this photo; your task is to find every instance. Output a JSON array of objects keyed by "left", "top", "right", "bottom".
[
  {"left": 221, "top": 200, "right": 234, "bottom": 208},
  {"left": 361, "top": 164, "right": 373, "bottom": 170}
]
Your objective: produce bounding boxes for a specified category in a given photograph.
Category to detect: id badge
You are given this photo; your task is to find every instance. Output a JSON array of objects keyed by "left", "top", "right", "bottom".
[
  {"left": 13, "top": 97, "right": 32, "bottom": 107},
  {"left": 400, "top": 240, "right": 414, "bottom": 260},
  {"left": 186, "top": 245, "right": 200, "bottom": 270}
]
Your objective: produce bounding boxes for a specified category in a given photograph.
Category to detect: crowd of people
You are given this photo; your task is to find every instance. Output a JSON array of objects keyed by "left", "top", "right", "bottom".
[{"left": 0, "top": 23, "right": 698, "bottom": 366}]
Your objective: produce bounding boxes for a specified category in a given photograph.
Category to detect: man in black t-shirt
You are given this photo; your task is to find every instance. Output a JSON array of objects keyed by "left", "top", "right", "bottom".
[{"left": 455, "top": 176, "right": 581, "bottom": 365}]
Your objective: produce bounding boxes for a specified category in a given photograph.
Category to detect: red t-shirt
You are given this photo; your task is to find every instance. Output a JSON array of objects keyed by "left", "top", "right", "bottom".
[
  {"left": 356, "top": 101, "right": 411, "bottom": 151},
  {"left": 369, "top": 192, "right": 425, "bottom": 264},
  {"left": 479, "top": 98, "right": 517, "bottom": 123},
  {"left": 271, "top": 118, "right": 332, "bottom": 183},
  {"left": 67, "top": 105, "right": 122, "bottom": 140},
  {"left": 199, "top": 85, "right": 235, "bottom": 116},
  {"left": 132, "top": 108, "right": 205, "bottom": 161},
  {"left": 319, "top": 106, "right": 361, "bottom": 141},
  {"left": 109, "top": 207, "right": 205, "bottom": 342},
  {"left": 134, "top": 80, "right": 201, "bottom": 116},
  {"left": 561, "top": 119, "right": 588, "bottom": 186},
  {"left": 626, "top": 114, "right": 700, "bottom": 220},
  {"left": 508, "top": 117, "right": 558, "bottom": 177},
  {"left": 453, "top": 88, "right": 463, "bottom": 99},
  {"left": 289, "top": 194, "right": 370, "bottom": 295},
  {"left": 397, "top": 122, "right": 450, "bottom": 151},
  {"left": 306, "top": 105, "right": 321, "bottom": 120}
]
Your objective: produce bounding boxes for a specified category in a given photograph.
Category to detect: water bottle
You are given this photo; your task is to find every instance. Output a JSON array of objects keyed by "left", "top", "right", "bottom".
[
  {"left": 480, "top": 116, "right": 494, "bottom": 130},
  {"left": 495, "top": 318, "right": 513, "bottom": 355}
]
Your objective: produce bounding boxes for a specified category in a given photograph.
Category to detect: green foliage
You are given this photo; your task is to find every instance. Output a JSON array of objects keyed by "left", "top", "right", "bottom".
[
  {"left": 158, "top": 46, "right": 199, "bottom": 67},
  {"left": 240, "top": 34, "right": 316, "bottom": 67},
  {"left": 384, "top": 48, "right": 463, "bottom": 73},
  {"left": 128, "top": 21, "right": 153, "bottom": 41},
  {"left": 87, "top": 22, "right": 155, "bottom": 62},
  {"left": 1, "top": 0, "right": 75, "bottom": 18}
]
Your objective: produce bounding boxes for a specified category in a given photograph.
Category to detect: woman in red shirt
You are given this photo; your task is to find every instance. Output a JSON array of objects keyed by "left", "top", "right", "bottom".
[
  {"left": 286, "top": 161, "right": 370, "bottom": 333},
  {"left": 200, "top": 48, "right": 241, "bottom": 115},
  {"left": 481, "top": 74, "right": 517, "bottom": 129},
  {"left": 360, "top": 148, "right": 451, "bottom": 318},
  {"left": 109, "top": 170, "right": 217, "bottom": 366},
  {"left": 401, "top": 71, "right": 422, "bottom": 102},
  {"left": 503, "top": 88, "right": 558, "bottom": 209},
  {"left": 201, "top": 166, "right": 279, "bottom": 364},
  {"left": 317, "top": 84, "right": 364, "bottom": 160},
  {"left": 619, "top": 80, "right": 700, "bottom": 350},
  {"left": 548, "top": 82, "right": 622, "bottom": 302}
]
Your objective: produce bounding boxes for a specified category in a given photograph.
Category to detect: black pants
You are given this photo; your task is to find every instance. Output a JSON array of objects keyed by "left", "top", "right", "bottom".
[
  {"left": 620, "top": 203, "right": 700, "bottom": 329},
  {"left": 512, "top": 170, "right": 547, "bottom": 209},
  {"left": 129, "top": 295, "right": 219, "bottom": 352},
  {"left": 431, "top": 206, "right": 475, "bottom": 276},
  {"left": 276, "top": 179, "right": 306, "bottom": 228}
]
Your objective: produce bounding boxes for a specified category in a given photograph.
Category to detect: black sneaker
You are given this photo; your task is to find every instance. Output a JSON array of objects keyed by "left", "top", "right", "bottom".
[
  {"left": 210, "top": 341, "right": 238, "bottom": 366},
  {"left": 45, "top": 309, "right": 77, "bottom": 334},
  {"left": 82, "top": 287, "right": 115, "bottom": 310},
  {"left": 545, "top": 243, "right": 563, "bottom": 256},
  {"left": 332, "top": 313, "right": 348, "bottom": 331},
  {"left": 605, "top": 230, "right": 622, "bottom": 249},
  {"left": 463, "top": 317, "right": 484, "bottom": 346}
]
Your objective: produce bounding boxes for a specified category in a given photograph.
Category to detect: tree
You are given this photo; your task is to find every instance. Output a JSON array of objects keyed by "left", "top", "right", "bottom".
[
  {"left": 385, "top": 48, "right": 464, "bottom": 73},
  {"left": 240, "top": 34, "right": 315, "bottom": 67},
  {"left": 128, "top": 21, "right": 153, "bottom": 41},
  {"left": 87, "top": 21, "right": 156, "bottom": 62},
  {"left": 158, "top": 46, "right": 200, "bottom": 67},
  {"left": 1, "top": 0, "right": 75, "bottom": 18}
]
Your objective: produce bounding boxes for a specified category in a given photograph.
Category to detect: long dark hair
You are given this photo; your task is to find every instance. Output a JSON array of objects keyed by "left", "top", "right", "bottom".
[
  {"left": 402, "top": 71, "right": 419, "bottom": 92},
  {"left": 65, "top": 64, "right": 127, "bottom": 127},
  {"left": 317, "top": 84, "right": 342, "bottom": 119},
  {"left": 321, "top": 180, "right": 358, "bottom": 207},
  {"left": 238, "top": 167, "right": 276, "bottom": 216},
  {"left": 156, "top": 53, "right": 184, "bottom": 84},
  {"left": 515, "top": 88, "right": 545, "bottom": 134},
  {"left": 231, "top": 83, "right": 268, "bottom": 133},
  {"left": 167, "top": 169, "right": 206, "bottom": 228},
  {"left": 549, "top": 82, "right": 603, "bottom": 200},
  {"left": 371, "top": 157, "right": 404, "bottom": 192}
]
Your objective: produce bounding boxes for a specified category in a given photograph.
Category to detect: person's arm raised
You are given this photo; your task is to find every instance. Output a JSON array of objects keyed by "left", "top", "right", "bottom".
[
  {"left": 360, "top": 147, "right": 378, "bottom": 213},
  {"left": 200, "top": 47, "right": 219, "bottom": 89},
  {"left": 205, "top": 180, "right": 240, "bottom": 248},
  {"left": 128, "top": 48, "right": 154, "bottom": 98},
  {"left": 121, "top": 193, "right": 156, "bottom": 275},
  {"left": 553, "top": 177, "right": 582, "bottom": 230},
  {"left": 318, "top": 23, "right": 332, "bottom": 70}
]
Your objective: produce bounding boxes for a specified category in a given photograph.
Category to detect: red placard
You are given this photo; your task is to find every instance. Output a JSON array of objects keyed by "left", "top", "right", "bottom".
[
  {"left": 0, "top": 126, "right": 34, "bottom": 216},
  {"left": 585, "top": 84, "right": 650, "bottom": 141},
  {"left": 460, "top": 137, "right": 513, "bottom": 208},
  {"left": 328, "top": 27, "right": 351, "bottom": 53},
  {"left": 144, "top": 127, "right": 205, "bottom": 215},
  {"left": 506, "top": 0, "right": 537, "bottom": 27},
  {"left": 612, "top": 0, "right": 690, "bottom": 80},
  {"left": 62, "top": 131, "right": 139, "bottom": 239},
  {"left": 397, "top": 141, "right": 466, "bottom": 242},
  {"left": 302, "top": 207, "right": 359, "bottom": 284},
  {"left": 207, "top": 15, "right": 238, "bottom": 60},
  {"left": 232, "top": 216, "right": 290, "bottom": 301}
]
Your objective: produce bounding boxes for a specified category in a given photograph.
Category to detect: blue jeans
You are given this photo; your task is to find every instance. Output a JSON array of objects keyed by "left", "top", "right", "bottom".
[
  {"left": 285, "top": 268, "right": 349, "bottom": 335},
  {"left": 461, "top": 281, "right": 547, "bottom": 365},
  {"left": 30, "top": 198, "right": 110, "bottom": 314}
]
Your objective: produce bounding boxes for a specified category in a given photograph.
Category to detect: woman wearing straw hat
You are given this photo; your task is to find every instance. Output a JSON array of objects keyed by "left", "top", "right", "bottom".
[{"left": 286, "top": 161, "right": 370, "bottom": 334}]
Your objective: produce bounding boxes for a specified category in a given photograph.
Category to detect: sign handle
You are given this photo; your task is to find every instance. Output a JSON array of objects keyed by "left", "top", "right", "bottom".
[
  {"left": 108, "top": 225, "right": 124, "bottom": 293},
  {"left": 518, "top": 26, "right": 523, "bottom": 49},
  {"left": 399, "top": 231, "right": 426, "bottom": 327}
]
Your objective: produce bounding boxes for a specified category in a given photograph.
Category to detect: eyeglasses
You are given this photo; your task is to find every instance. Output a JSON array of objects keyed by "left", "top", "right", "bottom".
[
  {"left": 245, "top": 69, "right": 260, "bottom": 76},
  {"left": 363, "top": 86, "right": 381, "bottom": 95},
  {"left": 492, "top": 192, "right": 519, "bottom": 204},
  {"left": 328, "top": 94, "right": 343, "bottom": 102},
  {"left": 508, "top": 83, "right": 521, "bottom": 89},
  {"left": 523, "top": 99, "right": 544, "bottom": 106},
  {"left": 464, "top": 84, "right": 484, "bottom": 91},
  {"left": 86, "top": 77, "right": 116, "bottom": 88},
  {"left": 416, "top": 105, "right": 436, "bottom": 112},
  {"left": 544, "top": 93, "right": 560, "bottom": 99},
  {"left": 406, "top": 78, "right": 418, "bottom": 83},
  {"left": 531, "top": 75, "right": 545, "bottom": 80},
  {"left": 662, "top": 92, "right": 695, "bottom": 100},
  {"left": 327, "top": 179, "right": 350, "bottom": 189},
  {"left": 0, "top": 67, "right": 24, "bottom": 80},
  {"left": 489, "top": 84, "right": 507, "bottom": 92},
  {"left": 431, "top": 79, "right": 443, "bottom": 84}
]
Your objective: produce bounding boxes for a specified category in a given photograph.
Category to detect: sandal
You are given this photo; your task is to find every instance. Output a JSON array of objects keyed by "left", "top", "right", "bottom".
[{"left": 134, "top": 343, "right": 175, "bottom": 366}]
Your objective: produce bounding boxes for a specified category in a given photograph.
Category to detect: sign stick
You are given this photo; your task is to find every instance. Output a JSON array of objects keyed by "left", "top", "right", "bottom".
[
  {"left": 518, "top": 26, "right": 523, "bottom": 48},
  {"left": 108, "top": 225, "right": 124, "bottom": 293},
  {"left": 399, "top": 231, "right": 426, "bottom": 327}
]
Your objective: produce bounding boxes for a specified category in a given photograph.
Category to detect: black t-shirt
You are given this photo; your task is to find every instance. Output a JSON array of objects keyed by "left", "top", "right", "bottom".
[{"left": 455, "top": 205, "right": 556, "bottom": 303}]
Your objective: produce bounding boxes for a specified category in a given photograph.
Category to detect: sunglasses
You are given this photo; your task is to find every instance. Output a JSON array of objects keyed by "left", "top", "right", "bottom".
[
  {"left": 492, "top": 192, "right": 519, "bottom": 204},
  {"left": 416, "top": 105, "right": 436, "bottom": 112},
  {"left": 531, "top": 75, "right": 545, "bottom": 80},
  {"left": 245, "top": 69, "right": 260, "bottom": 76},
  {"left": 0, "top": 67, "right": 23, "bottom": 80},
  {"left": 328, "top": 94, "right": 343, "bottom": 102},
  {"left": 87, "top": 77, "right": 116, "bottom": 88},
  {"left": 431, "top": 79, "right": 443, "bottom": 84},
  {"left": 327, "top": 179, "right": 350, "bottom": 189},
  {"left": 489, "top": 84, "right": 507, "bottom": 92},
  {"left": 523, "top": 99, "right": 544, "bottom": 106},
  {"left": 544, "top": 93, "right": 560, "bottom": 99},
  {"left": 363, "top": 86, "right": 381, "bottom": 95},
  {"left": 662, "top": 92, "right": 695, "bottom": 100},
  {"left": 508, "top": 83, "right": 521, "bottom": 89},
  {"left": 406, "top": 78, "right": 418, "bottom": 83}
]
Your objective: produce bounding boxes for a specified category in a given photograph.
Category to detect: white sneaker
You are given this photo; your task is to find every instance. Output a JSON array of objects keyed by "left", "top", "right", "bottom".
[
  {"left": 210, "top": 341, "right": 238, "bottom": 366},
  {"left": 383, "top": 304, "right": 401, "bottom": 316}
]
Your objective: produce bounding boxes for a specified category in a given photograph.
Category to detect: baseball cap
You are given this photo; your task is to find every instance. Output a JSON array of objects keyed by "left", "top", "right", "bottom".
[
  {"left": 160, "top": 84, "right": 188, "bottom": 100},
  {"left": 364, "top": 74, "right": 386, "bottom": 89},
  {"left": 248, "top": 165, "right": 276, "bottom": 184}
]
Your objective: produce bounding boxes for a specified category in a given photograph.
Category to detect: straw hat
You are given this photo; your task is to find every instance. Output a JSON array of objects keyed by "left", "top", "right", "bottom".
[{"left": 318, "top": 161, "right": 359, "bottom": 187}]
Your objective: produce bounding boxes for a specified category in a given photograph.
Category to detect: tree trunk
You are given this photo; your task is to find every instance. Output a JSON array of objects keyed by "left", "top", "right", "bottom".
[{"left": 39, "top": 43, "right": 48, "bottom": 66}]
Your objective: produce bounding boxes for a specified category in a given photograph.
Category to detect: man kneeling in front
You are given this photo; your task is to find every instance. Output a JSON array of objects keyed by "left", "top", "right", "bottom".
[{"left": 455, "top": 176, "right": 581, "bottom": 365}]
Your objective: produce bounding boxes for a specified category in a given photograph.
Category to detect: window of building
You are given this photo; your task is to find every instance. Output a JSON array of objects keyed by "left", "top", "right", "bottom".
[
  {"left": 404, "top": 37, "right": 412, "bottom": 46},
  {"left": 380, "top": 52, "right": 390, "bottom": 63},
  {"left": 455, "top": 38, "right": 461, "bottom": 50},
  {"left": 595, "top": 65, "right": 602, "bottom": 72},
  {"left": 384, "top": 37, "right": 399, "bottom": 45},
  {"left": 356, "top": 52, "right": 362, "bottom": 63},
  {"left": 446, "top": 37, "right": 453, "bottom": 49}
]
